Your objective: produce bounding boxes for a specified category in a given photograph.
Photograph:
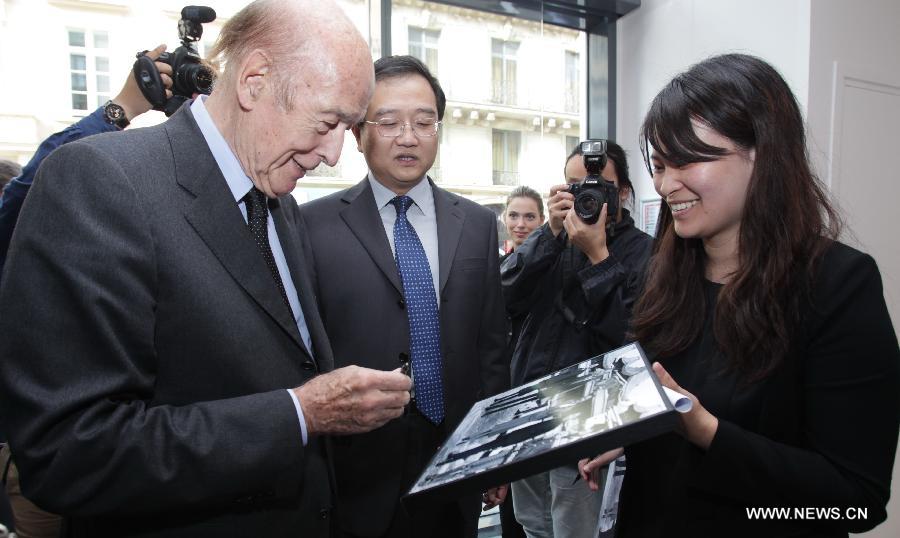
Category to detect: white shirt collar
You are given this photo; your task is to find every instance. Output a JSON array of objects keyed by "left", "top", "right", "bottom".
[
  {"left": 190, "top": 96, "right": 254, "bottom": 203},
  {"left": 368, "top": 172, "right": 434, "bottom": 217}
]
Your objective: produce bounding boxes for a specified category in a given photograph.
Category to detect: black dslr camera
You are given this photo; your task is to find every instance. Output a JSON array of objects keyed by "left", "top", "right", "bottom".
[
  {"left": 567, "top": 139, "right": 618, "bottom": 225},
  {"left": 133, "top": 6, "right": 217, "bottom": 116}
]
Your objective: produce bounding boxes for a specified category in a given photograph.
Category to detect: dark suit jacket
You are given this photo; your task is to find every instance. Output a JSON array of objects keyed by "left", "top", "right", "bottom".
[
  {"left": 0, "top": 106, "right": 336, "bottom": 537},
  {"left": 618, "top": 242, "right": 900, "bottom": 537},
  {"left": 298, "top": 178, "right": 508, "bottom": 536}
]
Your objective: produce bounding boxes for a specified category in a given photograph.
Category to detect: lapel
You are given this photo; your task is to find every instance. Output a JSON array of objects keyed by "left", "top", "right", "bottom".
[
  {"left": 431, "top": 179, "right": 465, "bottom": 294},
  {"left": 167, "top": 106, "right": 308, "bottom": 356},
  {"left": 339, "top": 178, "right": 403, "bottom": 295}
]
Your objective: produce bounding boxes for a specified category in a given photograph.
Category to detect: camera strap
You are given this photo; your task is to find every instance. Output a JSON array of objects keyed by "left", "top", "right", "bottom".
[
  {"left": 133, "top": 52, "right": 168, "bottom": 110},
  {"left": 553, "top": 247, "right": 592, "bottom": 331}
]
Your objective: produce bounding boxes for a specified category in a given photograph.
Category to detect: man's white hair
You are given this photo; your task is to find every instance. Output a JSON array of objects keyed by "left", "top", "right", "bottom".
[{"left": 208, "top": 0, "right": 366, "bottom": 110}]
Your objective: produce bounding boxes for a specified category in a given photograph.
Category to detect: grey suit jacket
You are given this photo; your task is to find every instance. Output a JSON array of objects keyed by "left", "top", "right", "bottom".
[
  {"left": 298, "top": 177, "right": 508, "bottom": 536},
  {"left": 0, "top": 106, "right": 335, "bottom": 537}
]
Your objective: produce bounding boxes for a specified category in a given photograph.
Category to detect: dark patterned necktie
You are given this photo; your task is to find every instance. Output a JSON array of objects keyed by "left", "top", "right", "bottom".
[
  {"left": 391, "top": 195, "right": 444, "bottom": 424},
  {"left": 244, "top": 187, "right": 293, "bottom": 316}
]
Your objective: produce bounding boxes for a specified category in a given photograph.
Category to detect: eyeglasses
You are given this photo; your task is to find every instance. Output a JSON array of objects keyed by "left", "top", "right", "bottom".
[{"left": 363, "top": 119, "right": 442, "bottom": 138}]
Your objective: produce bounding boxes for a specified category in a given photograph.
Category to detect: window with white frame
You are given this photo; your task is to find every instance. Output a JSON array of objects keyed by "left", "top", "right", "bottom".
[
  {"left": 68, "top": 29, "right": 111, "bottom": 114},
  {"left": 429, "top": 126, "right": 443, "bottom": 182},
  {"left": 408, "top": 27, "right": 440, "bottom": 75},
  {"left": 492, "top": 129, "right": 520, "bottom": 186},
  {"left": 566, "top": 135, "right": 580, "bottom": 156},
  {"left": 491, "top": 39, "right": 518, "bottom": 105},
  {"left": 565, "top": 50, "right": 579, "bottom": 113}
]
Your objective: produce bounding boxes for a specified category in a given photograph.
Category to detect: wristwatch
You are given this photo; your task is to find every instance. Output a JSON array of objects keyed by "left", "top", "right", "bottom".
[{"left": 103, "top": 100, "right": 130, "bottom": 129}]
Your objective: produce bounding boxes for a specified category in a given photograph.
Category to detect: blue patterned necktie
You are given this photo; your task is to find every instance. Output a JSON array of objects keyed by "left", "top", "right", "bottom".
[{"left": 391, "top": 195, "right": 445, "bottom": 424}]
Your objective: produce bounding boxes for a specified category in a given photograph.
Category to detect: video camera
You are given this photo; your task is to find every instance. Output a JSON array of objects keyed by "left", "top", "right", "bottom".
[
  {"left": 133, "top": 6, "right": 217, "bottom": 116},
  {"left": 566, "top": 139, "right": 619, "bottom": 226}
]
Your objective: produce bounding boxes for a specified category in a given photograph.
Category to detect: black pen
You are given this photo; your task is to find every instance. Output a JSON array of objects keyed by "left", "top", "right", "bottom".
[{"left": 399, "top": 354, "right": 415, "bottom": 414}]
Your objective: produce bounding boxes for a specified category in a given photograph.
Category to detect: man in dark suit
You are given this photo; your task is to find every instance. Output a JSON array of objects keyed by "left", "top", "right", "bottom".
[
  {"left": 0, "top": 1, "right": 410, "bottom": 536},
  {"left": 298, "top": 55, "right": 509, "bottom": 538}
]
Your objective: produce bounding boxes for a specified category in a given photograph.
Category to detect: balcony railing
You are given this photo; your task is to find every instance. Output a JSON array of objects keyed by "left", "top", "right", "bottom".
[
  {"left": 307, "top": 162, "right": 342, "bottom": 178},
  {"left": 492, "top": 170, "right": 519, "bottom": 186},
  {"left": 565, "top": 89, "right": 579, "bottom": 113},
  {"left": 490, "top": 81, "right": 517, "bottom": 106}
]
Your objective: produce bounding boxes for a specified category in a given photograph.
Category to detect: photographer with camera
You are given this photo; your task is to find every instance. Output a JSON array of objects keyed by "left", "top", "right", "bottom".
[
  {"left": 0, "top": 4, "right": 214, "bottom": 278},
  {"left": 0, "top": 44, "right": 173, "bottom": 278},
  {"left": 500, "top": 140, "right": 652, "bottom": 538},
  {"left": 0, "top": 7, "right": 212, "bottom": 275},
  {"left": 132, "top": 6, "right": 216, "bottom": 117}
]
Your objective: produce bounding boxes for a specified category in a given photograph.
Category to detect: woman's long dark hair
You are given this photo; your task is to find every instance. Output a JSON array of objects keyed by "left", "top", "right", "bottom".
[{"left": 632, "top": 54, "right": 841, "bottom": 381}]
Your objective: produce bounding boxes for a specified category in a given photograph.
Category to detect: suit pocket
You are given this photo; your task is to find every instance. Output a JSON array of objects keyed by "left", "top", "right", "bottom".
[{"left": 456, "top": 258, "right": 487, "bottom": 272}]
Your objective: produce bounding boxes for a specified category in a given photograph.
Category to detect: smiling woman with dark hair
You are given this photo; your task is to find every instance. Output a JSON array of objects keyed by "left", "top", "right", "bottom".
[{"left": 590, "top": 53, "right": 900, "bottom": 537}]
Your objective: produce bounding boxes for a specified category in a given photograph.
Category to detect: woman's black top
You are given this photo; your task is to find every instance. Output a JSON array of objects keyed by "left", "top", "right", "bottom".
[{"left": 617, "top": 241, "right": 900, "bottom": 537}]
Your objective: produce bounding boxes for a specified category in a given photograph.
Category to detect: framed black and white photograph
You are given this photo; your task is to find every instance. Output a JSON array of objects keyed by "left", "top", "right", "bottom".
[
  {"left": 405, "top": 342, "right": 678, "bottom": 505},
  {"left": 640, "top": 198, "right": 662, "bottom": 237}
]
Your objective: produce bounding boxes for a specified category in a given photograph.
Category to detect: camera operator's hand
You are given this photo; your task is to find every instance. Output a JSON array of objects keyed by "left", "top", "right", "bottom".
[
  {"left": 578, "top": 447, "right": 624, "bottom": 492},
  {"left": 482, "top": 484, "right": 508, "bottom": 510},
  {"left": 294, "top": 365, "right": 411, "bottom": 436},
  {"left": 112, "top": 44, "right": 173, "bottom": 123},
  {"left": 548, "top": 183, "right": 575, "bottom": 237},
  {"left": 564, "top": 202, "right": 610, "bottom": 265}
]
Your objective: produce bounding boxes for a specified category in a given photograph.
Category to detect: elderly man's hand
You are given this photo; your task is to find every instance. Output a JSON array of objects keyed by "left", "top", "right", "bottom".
[{"left": 294, "top": 365, "right": 412, "bottom": 435}]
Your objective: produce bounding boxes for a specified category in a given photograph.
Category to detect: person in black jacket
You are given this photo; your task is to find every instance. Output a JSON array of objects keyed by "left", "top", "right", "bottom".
[
  {"left": 498, "top": 186, "right": 544, "bottom": 538},
  {"left": 500, "top": 185, "right": 546, "bottom": 379},
  {"left": 584, "top": 53, "right": 899, "bottom": 537},
  {"left": 501, "top": 140, "right": 652, "bottom": 538}
]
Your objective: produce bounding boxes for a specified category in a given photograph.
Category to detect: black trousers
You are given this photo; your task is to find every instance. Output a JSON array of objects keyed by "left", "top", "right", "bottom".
[{"left": 341, "top": 411, "right": 479, "bottom": 538}]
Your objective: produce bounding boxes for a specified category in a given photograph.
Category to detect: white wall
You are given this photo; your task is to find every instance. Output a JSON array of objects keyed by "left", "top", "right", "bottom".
[
  {"left": 617, "top": 1, "right": 899, "bottom": 535},
  {"left": 441, "top": 123, "right": 493, "bottom": 185},
  {"left": 807, "top": 2, "right": 900, "bottom": 536},
  {"left": 616, "top": 0, "right": 810, "bottom": 210},
  {"left": 807, "top": 0, "right": 900, "bottom": 318},
  {"left": 521, "top": 129, "right": 568, "bottom": 194}
]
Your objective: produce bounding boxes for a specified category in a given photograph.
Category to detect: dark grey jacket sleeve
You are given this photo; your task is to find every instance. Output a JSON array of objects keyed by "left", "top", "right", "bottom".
[{"left": 0, "top": 142, "right": 307, "bottom": 517}]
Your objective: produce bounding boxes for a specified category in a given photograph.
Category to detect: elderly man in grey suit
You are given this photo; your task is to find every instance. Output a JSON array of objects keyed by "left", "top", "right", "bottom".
[
  {"left": 0, "top": 1, "right": 410, "bottom": 536},
  {"left": 298, "top": 56, "right": 509, "bottom": 538}
]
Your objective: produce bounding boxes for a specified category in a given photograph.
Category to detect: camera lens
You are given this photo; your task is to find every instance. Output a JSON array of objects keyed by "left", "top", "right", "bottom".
[
  {"left": 578, "top": 195, "right": 599, "bottom": 215},
  {"left": 173, "top": 63, "right": 214, "bottom": 96},
  {"left": 183, "top": 64, "right": 215, "bottom": 95},
  {"left": 574, "top": 190, "right": 604, "bottom": 225}
]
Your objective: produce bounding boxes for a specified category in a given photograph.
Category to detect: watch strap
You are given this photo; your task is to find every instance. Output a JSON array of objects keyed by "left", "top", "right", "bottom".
[{"left": 103, "top": 100, "right": 130, "bottom": 129}]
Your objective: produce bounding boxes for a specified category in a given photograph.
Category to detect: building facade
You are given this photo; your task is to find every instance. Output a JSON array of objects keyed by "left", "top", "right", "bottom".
[{"left": 0, "top": 0, "right": 587, "bottom": 219}]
